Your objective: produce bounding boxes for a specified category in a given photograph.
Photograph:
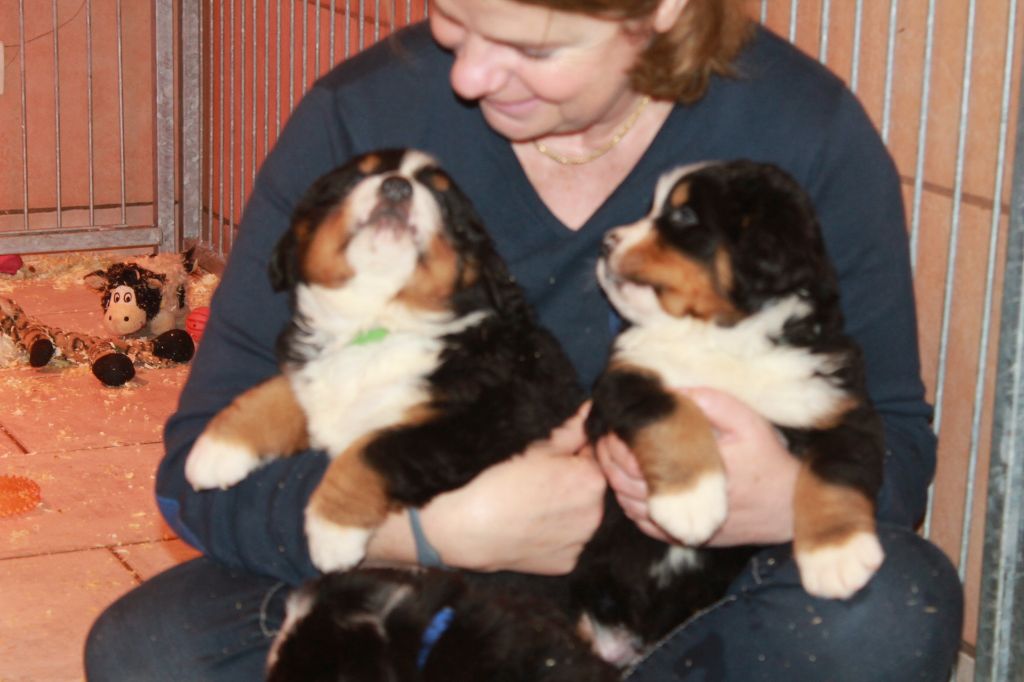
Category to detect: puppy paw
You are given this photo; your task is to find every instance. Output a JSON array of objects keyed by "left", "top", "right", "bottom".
[
  {"left": 305, "top": 511, "right": 371, "bottom": 572},
  {"left": 648, "top": 472, "right": 727, "bottom": 545},
  {"left": 184, "top": 434, "right": 261, "bottom": 490},
  {"left": 796, "top": 531, "right": 885, "bottom": 599}
]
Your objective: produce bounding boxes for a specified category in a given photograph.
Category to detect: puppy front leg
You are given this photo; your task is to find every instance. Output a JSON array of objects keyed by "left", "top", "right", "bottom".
[
  {"left": 590, "top": 367, "right": 726, "bottom": 545},
  {"left": 305, "top": 444, "right": 391, "bottom": 572},
  {"left": 793, "top": 463, "right": 883, "bottom": 599},
  {"left": 634, "top": 393, "right": 727, "bottom": 545},
  {"left": 186, "top": 374, "right": 309, "bottom": 490}
]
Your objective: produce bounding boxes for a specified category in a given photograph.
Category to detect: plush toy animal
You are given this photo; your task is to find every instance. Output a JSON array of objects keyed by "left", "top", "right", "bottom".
[
  {"left": 0, "top": 297, "right": 194, "bottom": 386},
  {"left": 84, "top": 250, "right": 195, "bottom": 338}
]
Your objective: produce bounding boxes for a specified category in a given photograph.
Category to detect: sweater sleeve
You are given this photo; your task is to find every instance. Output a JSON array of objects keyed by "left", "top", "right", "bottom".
[
  {"left": 808, "top": 89, "right": 936, "bottom": 528},
  {"left": 156, "top": 87, "right": 351, "bottom": 585}
]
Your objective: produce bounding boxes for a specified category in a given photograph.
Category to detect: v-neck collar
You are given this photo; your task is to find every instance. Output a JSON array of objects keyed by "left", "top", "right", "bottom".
[{"left": 484, "top": 104, "right": 693, "bottom": 238}]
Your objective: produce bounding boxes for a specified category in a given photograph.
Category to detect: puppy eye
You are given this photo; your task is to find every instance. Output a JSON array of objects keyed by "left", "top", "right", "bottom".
[
  {"left": 668, "top": 205, "right": 699, "bottom": 228},
  {"left": 414, "top": 167, "right": 452, "bottom": 193}
]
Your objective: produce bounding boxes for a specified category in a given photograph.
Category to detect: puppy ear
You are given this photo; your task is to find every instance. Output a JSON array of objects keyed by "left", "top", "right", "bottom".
[
  {"left": 439, "top": 181, "right": 533, "bottom": 321},
  {"left": 726, "top": 161, "right": 836, "bottom": 307},
  {"left": 476, "top": 248, "right": 531, "bottom": 320},
  {"left": 268, "top": 226, "right": 299, "bottom": 292}
]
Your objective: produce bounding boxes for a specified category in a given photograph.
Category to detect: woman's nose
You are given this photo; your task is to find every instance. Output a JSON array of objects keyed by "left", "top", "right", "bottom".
[{"left": 448, "top": 36, "right": 507, "bottom": 100}]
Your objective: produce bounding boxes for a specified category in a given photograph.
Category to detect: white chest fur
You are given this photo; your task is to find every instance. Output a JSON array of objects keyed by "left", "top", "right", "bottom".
[
  {"left": 288, "top": 331, "right": 442, "bottom": 457},
  {"left": 614, "top": 297, "right": 849, "bottom": 429}
]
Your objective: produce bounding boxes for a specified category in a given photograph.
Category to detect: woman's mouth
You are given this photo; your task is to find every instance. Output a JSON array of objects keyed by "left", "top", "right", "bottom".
[{"left": 481, "top": 97, "right": 540, "bottom": 119}]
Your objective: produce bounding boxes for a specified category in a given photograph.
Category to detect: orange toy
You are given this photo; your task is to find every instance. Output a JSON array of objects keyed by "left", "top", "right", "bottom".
[{"left": 0, "top": 475, "right": 41, "bottom": 518}]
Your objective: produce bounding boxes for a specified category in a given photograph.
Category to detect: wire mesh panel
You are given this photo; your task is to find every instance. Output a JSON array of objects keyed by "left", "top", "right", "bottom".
[
  {"left": 181, "top": 0, "right": 1024, "bottom": 677},
  {"left": 185, "top": 0, "right": 428, "bottom": 257},
  {"left": 0, "top": 0, "right": 175, "bottom": 254}
]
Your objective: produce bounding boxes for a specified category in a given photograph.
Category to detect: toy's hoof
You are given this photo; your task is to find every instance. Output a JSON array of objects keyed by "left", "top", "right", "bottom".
[
  {"left": 28, "top": 339, "right": 55, "bottom": 367},
  {"left": 93, "top": 352, "right": 135, "bottom": 386},
  {"left": 153, "top": 329, "right": 195, "bottom": 363}
]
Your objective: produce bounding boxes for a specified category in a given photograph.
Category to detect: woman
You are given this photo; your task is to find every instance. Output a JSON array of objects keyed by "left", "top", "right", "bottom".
[{"left": 85, "top": 0, "right": 963, "bottom": 679}]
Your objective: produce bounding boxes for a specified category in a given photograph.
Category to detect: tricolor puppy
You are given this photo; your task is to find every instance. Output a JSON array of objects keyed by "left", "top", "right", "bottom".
[
  {"left": 185, "top": 149, "right": 582, "bottom": 573},
  {"left": 266, "top": 568, "right": 619, "bottom": 682},
  {"left": 587, "top": 160, "right": 886, "bottom": 599}
]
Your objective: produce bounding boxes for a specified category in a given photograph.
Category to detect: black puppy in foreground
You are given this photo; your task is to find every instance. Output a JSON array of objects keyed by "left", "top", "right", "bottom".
[{"left": 267, "top": 568, "right": 620, "bottom": 682}]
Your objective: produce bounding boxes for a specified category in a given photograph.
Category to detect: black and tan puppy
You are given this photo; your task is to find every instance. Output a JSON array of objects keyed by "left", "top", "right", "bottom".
[
  {"left": 185, "top": 149, "right": 582, "bottom": 573},
  {"left": 587, "top": 159, "right": 886, "bottom": 599},
  {"left": 266, "top": 568, "right": 619, "bottom": 682}
]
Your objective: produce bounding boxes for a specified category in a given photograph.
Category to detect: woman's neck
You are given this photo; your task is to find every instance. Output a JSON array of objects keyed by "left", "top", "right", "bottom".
[{"left": 514, "top": 98, "right": 674, "bottom": 230}]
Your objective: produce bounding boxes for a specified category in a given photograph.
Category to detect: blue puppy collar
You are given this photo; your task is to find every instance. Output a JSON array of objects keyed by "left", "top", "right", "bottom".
[{"left": 416, "top": 606, "right": 455, "bottom": 670}]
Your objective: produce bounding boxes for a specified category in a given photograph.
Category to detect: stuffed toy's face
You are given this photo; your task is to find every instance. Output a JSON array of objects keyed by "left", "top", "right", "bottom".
[
  {"left": 104, "top": 285, "right": 151, "bottom": 336},
  {"left": 84, "top": 263, "right": 167, "bottom": 338}
]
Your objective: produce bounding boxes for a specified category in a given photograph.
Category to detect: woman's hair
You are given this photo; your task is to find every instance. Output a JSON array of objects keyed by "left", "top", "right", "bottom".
[{"left": 516, "top": 0, "right": 753, "bottom": 103}]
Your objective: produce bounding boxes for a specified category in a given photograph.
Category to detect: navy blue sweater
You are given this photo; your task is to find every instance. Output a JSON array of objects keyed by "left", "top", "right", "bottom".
[{"left": 158, "top": 23, "right": 935, "bottom": 585}]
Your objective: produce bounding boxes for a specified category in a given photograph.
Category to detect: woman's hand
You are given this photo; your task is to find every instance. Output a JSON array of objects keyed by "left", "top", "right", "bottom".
[
  {"left": 596, "top": 387, "right": 799, "bottom": 547},
  {"left": 369, "top": 405, "right": 607, "bottom": 575}
]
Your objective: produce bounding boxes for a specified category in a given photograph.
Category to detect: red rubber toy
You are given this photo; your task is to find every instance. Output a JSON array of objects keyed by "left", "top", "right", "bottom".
[
  {"left": 186, "top": 306, "right": 210, "bottom": 344},
  {"left": 0, "top": 475, "right": 41, "bottom": 518}
]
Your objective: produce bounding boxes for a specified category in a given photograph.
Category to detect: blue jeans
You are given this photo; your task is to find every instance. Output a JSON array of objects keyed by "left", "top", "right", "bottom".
[{"left": 85, "top": 524, "right": 962, "bottom": 681}]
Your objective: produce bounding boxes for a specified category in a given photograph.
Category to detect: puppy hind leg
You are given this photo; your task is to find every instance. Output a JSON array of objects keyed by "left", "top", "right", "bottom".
[
  {"left": 305, "top": 446, "right": 392, "bottom": 572},
  {"left": 185, "top": 374, "right": 309, "bottom": 490},
  {"left": 635, "top": 395, "right": 727, "bottom": 546},
  {"left": 793, "top": 463, "right": 883, "bottom": 599}
]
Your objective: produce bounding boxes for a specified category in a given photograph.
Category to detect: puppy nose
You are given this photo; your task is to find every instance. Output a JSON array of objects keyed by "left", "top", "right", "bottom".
[
  {"left": 602, "top": 229, "right": 623, "bottom": 257},
  {"left": 380, "top": 176, "right": 412, "bottom": 204}
]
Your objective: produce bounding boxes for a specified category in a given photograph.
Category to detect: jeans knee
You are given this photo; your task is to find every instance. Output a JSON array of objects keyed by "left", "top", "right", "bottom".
[
  {"left": 849, "top": 525, "right": 964, "bottom": 663},
  {"left": 84, "top": 599, "right": 125, "bottom": 679}
]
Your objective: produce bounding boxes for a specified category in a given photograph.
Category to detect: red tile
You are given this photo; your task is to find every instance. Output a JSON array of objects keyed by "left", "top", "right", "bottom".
[
  {"left": 112, "top": 539, "right": 202, "bottom": 581},
  {"left": 0, "top": 548, "right": 137, "bottom": 682},
  {"left": 0, "top": 278, "right": 101, "bottom": 317},
  {"left": 0, "top": 364, "right": 189, "bottom": 454},
  {"left": 0, "top": 443, "right": 177, "bottom": 560}
]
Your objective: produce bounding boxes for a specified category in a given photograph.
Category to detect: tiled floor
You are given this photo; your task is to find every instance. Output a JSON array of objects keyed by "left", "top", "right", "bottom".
[{"left": 0, "top": 258, "right": 208, "bottom": 681}]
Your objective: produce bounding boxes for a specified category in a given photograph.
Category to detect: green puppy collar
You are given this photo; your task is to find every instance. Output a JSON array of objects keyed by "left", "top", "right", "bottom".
[{"left": 348, "top": 326, "right": 390, "bottom": 347}]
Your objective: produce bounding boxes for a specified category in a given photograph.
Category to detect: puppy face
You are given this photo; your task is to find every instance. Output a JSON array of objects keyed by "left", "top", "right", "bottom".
[
  {"left": 597, "top": 160, "right": 829, "bottom": 326},
  {"left": 271, "top": 149, "right": 489, "bottom": 316}
]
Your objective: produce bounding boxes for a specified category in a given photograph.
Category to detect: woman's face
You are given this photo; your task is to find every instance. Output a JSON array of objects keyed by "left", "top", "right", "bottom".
[{"left": 429, "top": 0, "right": 653, "bottom": 141}]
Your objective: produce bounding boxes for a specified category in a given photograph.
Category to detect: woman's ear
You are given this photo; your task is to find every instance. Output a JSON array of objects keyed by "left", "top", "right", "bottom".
[{"left": 652, "top": 0, "right": 689, "bottom": 32}]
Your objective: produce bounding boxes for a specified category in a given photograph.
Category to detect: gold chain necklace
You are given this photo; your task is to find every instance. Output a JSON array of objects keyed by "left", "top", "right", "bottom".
[{"left": 532, "top": 95, "right": 652, "bottom": 166}]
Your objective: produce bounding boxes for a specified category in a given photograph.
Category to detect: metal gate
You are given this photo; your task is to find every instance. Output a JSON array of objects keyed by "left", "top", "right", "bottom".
[{"left": 0, "top": 0, "right": 176, "bottom": 254}]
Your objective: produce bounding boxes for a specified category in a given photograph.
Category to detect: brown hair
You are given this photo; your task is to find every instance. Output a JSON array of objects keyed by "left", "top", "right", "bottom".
[{"left": 515, "top": 0, "right": 753, "bottom": 103}]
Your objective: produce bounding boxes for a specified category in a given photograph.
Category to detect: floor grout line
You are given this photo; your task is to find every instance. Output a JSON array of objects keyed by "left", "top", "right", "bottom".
[
  {"left": 0, "top": 422, "right": 31, "bottom": 454},
  {"left": 106, "top": 546, "right": 146, "bottom": 585},
  {"left": 0, "top": 538, "right": 180, "bottom": 564}
]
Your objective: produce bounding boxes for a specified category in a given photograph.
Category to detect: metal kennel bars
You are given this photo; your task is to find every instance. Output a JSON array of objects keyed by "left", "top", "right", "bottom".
[{"left": 0, "top": 1, "right": 177, "bottom": 254}]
